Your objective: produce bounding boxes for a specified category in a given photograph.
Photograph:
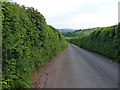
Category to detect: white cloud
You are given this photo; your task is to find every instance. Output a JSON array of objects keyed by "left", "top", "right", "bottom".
[{"left": 13, "top": 0, "right": 119, "bottom": 29}]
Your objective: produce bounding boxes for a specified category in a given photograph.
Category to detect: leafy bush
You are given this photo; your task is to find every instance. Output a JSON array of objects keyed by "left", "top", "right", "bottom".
[
  {"left": 2, "top": 2, "right": 68, "bottom": 88},
  {"left": 69, "top": 25, "right": 120, "bottom": 63}
]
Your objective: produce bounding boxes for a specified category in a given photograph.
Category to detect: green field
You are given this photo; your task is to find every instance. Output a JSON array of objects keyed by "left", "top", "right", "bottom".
[{"left": 62, "top": 28, "right": 98, "bottom": 37}]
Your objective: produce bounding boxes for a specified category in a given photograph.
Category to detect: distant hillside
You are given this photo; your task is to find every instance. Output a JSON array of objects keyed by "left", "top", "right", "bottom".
[
  {"left": 62, "top": 28, "right": 99, "bottom": 37},
  {"left": 58, "top": 28, "right": 76, "bottom": 32}
]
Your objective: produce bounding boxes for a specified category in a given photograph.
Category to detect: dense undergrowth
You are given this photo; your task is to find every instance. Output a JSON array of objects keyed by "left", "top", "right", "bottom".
[
  {"left": 2, "top": 2, "right": 68, "bottom": 88},
  {"left": 69, "top": 25, "right": 120, "bottom": 63}
]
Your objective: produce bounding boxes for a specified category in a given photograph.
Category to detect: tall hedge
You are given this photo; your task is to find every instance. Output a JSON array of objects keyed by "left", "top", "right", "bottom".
[
  {"left": 2, "top": 2, "right": 68, "bottom": 88},
  {"left": 69, "top": 25, "right": 120, "bottom": 63}
]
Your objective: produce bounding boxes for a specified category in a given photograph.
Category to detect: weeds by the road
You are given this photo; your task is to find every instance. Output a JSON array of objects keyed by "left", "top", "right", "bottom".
[
  {"left": 69, "top": 25, "right": 120, "bottom": 63},
  {"left": 2, "top": 2, "right": 68, "bottom": 88}
]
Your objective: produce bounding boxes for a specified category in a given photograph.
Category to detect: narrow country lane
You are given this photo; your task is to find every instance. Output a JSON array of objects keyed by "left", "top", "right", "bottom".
[{"left": 33, "top": 43, "right": 118, "bottom": 88}]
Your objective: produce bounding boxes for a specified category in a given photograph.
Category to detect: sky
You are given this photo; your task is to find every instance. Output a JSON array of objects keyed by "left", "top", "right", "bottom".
[{"left": 12, "top": 0, "right": 119, "bottom": 29}]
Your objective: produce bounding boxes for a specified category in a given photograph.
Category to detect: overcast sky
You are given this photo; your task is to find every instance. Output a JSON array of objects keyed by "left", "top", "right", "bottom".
[{"left": 13, "top": 0, "right": 119, "bottom": 29}]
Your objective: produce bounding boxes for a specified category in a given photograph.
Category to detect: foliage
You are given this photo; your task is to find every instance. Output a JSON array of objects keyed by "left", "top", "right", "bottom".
[
  {"left": 69, "top": 25, "right": 120, "bottom": 63},
  {"left": 0, "top": 2, "right": 2, "bottom": 46},
  {"left": 0, "top": 2, "right": 2, "bottom": 90},
  {"left": 2, "top": 2, "right": 68, "bottom": 88}
]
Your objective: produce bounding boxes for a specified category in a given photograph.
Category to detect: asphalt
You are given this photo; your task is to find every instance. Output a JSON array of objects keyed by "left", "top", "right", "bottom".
[{"left": 34, "top": 43, "right": 118, "bottom": 88}]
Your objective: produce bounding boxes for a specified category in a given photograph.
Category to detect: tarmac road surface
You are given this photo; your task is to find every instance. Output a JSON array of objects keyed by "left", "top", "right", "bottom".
[{"left": 34, "top": 43, "right": 118, "bottom": 88}]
